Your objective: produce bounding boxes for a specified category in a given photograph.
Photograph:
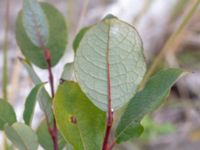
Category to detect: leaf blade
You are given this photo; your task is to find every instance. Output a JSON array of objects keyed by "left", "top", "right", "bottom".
[
  {"left": 16, "top": 3, "right": 67, "bottom": 68},
  {"left": 5, "top": 123, "right": 39, "bottom": 150},
  {"left": 23, "top": 83, "right": 46, "bottom": 125},
  {"left": 115, "top": 68, "right": 186, "bottom": 143},
  {"left": 21, "top": 58, "right": 53, "bottom": 123},
  {"left": 54, "top": 81, "right": 106, "bottom": 150},
  {"left": 23, "top": 0, "right": 49, "bottom": 47},
  {"left": 0, "top": 99, "right": 16, "bottom": 130},
  {"left": 74, "top": 15, "right": 146, "bottom": 111}
]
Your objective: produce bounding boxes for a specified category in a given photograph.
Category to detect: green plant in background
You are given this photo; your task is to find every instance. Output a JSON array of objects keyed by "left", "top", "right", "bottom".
[
  {"left": 0, "top": 0, "right": 187, "bottom": 150},
  {"left": 141, "top": 116, "right": 175, "bottom": 139}
]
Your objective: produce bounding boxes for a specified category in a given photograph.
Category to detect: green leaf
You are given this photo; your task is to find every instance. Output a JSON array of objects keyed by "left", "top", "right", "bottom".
[
  {"left": 0, "top": 99, "right": 16, "bottom": 130},
  {"left": 16, "top": 2, "right": 67, "bottom": 69},
  {"left": 73, "top": 26, "right": 91, "bottom": 52},
  {"left": 20, "top": 58, "right": 53, "bottom": 123},
  {"left": 115, "top": 68, "right": 186, "bottom": 143},
  {"left": 37, "top": 121, "right": 66, "bottom": 150},
  {"left": 74, "top": 15, "right": 146, "bottom": 111},
  {"left": 5, "top": 123, "right": 39, "bottom": 150},
  {"left": 141, "top": 115, "right": 175, "bottom": 139},
  {"left": 23, "top": 83, "right": 46, "bottom": 125},
  {"left": 61, "top": 62, "right": 75, "bottom": 81},
  {"left": 54, "top": 81, "right": 106, "bottom": 150},
  {"left": 23, "top": 0, "right": 49, "bottom": 47}
]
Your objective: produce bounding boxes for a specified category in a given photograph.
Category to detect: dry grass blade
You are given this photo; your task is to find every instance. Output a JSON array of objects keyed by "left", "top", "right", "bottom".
[{"left": 140, "top": 0, "right": 200, "bottom": 88}]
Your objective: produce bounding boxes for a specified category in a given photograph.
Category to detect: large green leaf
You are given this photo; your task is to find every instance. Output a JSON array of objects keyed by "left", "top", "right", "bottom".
[
  {"left": 16, "top": 3, "right": 67, "bottom": 69},
  {"left": 0, "top": 99, "right": 16, "bottom": 130},
  {"left": 54, "top": 81, "right": 106, "bottom": 150},
  {"left": 115, "top": 68, "right": 186, "bottom": 143},
  {"left": 21, "top": 58, "right": 53, "bottom": 123},
  {"left": 23, "top": 83, "right": 46, "bottom": 125},
  {"left": 36, "top": 121, "right": 66, "bottom": 150},
  {"left": 74, "top": 15, "right": 146, "bottom": 111},
  {"left": 23, "top": 0, "right": 49, "bottom": 47},
  {"left": 5, "top": 123, "right": 39, "bottom": 150}
]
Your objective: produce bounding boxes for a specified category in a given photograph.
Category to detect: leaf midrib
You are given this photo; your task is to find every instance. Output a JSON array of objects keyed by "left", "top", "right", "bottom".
[
  {"left": 106, "top": 21, "right": 112, "bottom": 110},
  {"left": 24, "top": 0, "right": 46, "bottom": 47}
]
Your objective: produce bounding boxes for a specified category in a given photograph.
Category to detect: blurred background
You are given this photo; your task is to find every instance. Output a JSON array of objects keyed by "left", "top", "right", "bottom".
[{"left": 1, "top": 0, "right": 200, "bottom": 149}]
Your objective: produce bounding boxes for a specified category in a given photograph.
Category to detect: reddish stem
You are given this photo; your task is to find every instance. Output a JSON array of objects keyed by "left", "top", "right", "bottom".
[
  {"left": 102, "top": 28, "right": 113, "bottom": 150},
  {"left": 44, "top": 48, "right": 58, "bottom": 150},
  {"left": 44, "top": 49, "right": 55, "bottom": 97},
  {"left": 102, "top": 111, "right": 113, "bottom": 150}
]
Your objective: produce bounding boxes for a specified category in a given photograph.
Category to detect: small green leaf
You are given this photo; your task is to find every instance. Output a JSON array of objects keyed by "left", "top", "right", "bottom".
[
  {"left": 37, "top": 121, "right": 66, "bottom": 150},
  {"left": 21, "top": 58, "right": 53, "bottom": 123},
  {"left": 23, "top": 0, "right": 49, "bottom": 47},
  {"left": 16, "top": 3, "right": 67, "bottom": 68},
  {"left": 5, "top": 123, "right": 39, "bottom": 150},
  {"left": 61, "top": 62, "right": 75, "bottom": 81},
  {"left": 0, "top": 99, "right": 16, "bottom": 130},
  {"left": 23, "top": 83, "right": 46, "bottom": 125},
  {"left": 54, "top": 81, "right": 106, "bottom": 150},
  {"left": 115, "top": 68, "right": 186, "bottom": 143},
  {"left": 73, "top": 26, "right": 91, "bottom": 52},
  {"left": 74, "top": 15, "right": 146, "bottom": 111}
]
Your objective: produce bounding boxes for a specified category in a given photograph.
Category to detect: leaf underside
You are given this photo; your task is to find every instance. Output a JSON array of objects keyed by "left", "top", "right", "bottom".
[
  {"left": 23, "top": 0, "right": 49, "bottom": 47},
  {"left": 16, "top": 2, "right": 67, "bottom": 68},
  {"left": 5, "top": 123, "right": 39, "bottom": 150},
  {"left": 74, "top": 16, "right": 146, "bottom": 111}
]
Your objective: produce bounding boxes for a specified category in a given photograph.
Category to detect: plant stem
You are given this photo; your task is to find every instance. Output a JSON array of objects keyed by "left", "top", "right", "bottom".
[
  {"left": 2, "top": 0, "right": 10, "bottom": 100},
  {"left": 2, "top": 0, "right": 10, "bottom": 147},
  {"left": 102, "top": 110, "right": 113, "bottom": 150},
  {"left": 75, "top": 0, "right": 89, "bottom": 34},
  {"left": 103, "top": 26, "right": 113, "bottom": 150},
  {"left": 140, "top": 0, "right": 200, "bottom": 88},
  {"left": 44, "top": 48, "right": 58, "bottom": 150},
  {"left": 45, "top": 49, "right": 55, "bottom": 98}
]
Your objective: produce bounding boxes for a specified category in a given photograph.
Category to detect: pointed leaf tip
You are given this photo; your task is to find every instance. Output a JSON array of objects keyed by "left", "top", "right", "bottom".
[
  {"left": 115, "top": 68, "right": 186, "bottom": 143},
  {"left": 23, "top": 83, "right": 46, "bottom": 125}
]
